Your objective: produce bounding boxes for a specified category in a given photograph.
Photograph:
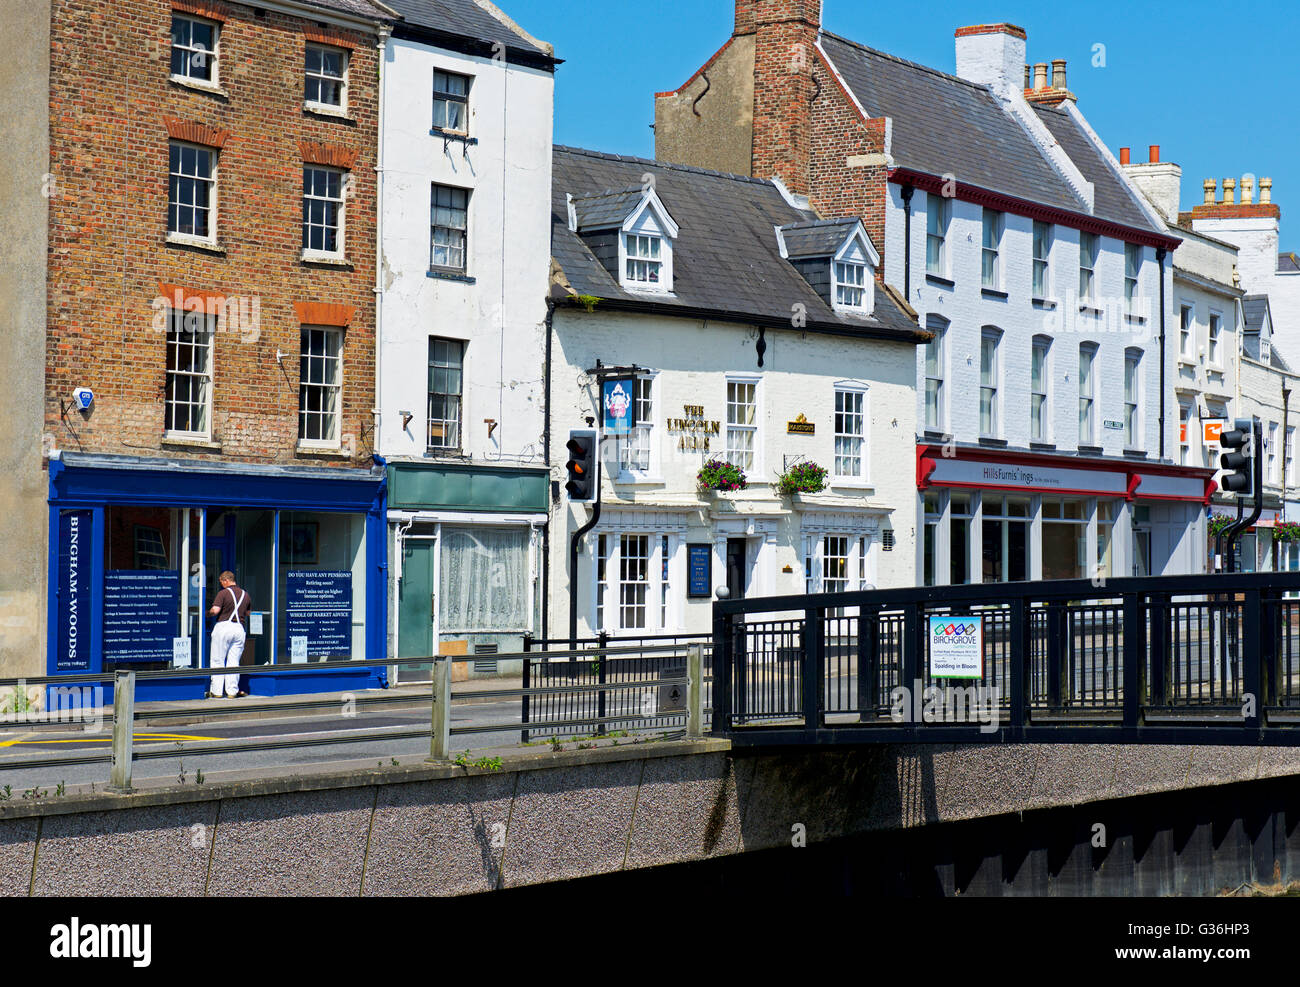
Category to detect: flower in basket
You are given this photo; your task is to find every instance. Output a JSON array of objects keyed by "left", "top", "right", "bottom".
[
  {"left": 1208, "top": 512, "right": 1237, "bottom": 538},
  {"left": 1274, "top": 520, "right": 1300, "bottom": 543},
  {"left": 776, "top": 461, "right": 829, "bottom": 496},
  {"left": 697, "top": 458, "right": 748, "bottom": 493}
]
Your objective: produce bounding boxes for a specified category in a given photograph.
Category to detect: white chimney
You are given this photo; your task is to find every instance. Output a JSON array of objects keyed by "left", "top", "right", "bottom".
[{"left": 954, "top": 23, "right": 1027, "bottom": 97}]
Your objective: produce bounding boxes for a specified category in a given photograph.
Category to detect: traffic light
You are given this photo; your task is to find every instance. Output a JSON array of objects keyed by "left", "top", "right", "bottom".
[
  {"left": 1219, "top": 418, "right": 1254, "bottom": 494},
  {"left": 564, "top": 429, "right": 598, "bottom": 503}
]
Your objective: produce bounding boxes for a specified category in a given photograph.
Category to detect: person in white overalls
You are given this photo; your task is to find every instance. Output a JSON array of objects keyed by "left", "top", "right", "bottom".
[{"left": 207, "top": 570, "right": 249, "bottom": 698}]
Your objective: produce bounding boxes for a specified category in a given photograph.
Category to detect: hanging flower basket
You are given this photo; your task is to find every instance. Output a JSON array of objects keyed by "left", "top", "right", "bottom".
[
  {"left": 1274, "top": 520, "right": 1300, "bottom": 543},
  {"left": 697, "top": 459, "right": 747, "bottom": 493},
  {"left": 777, "top": 461, "right": 829, "bottom": 496},
  {"left": 1208, "top": 513, "right": 1237, "bottom": 538}
]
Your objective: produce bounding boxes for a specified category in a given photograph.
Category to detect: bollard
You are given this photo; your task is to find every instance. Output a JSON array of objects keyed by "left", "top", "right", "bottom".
[
  {"left": 687, "top": 644, "right": 703, "bottom": 739},
  {"left": 429, "top": 656, "right": 451, "bottom": 761},
  {"left": 108, "top": 669, "right": 136, "bottom": 792}
]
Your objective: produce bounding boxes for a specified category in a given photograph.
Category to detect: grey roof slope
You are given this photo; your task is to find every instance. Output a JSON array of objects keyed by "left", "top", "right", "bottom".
[
  {"left": 572, "top": 188, "right": 649, "bottom": 230},
  {"left": 551, "top": 146, "right": 921, "bottom": 339},
  {"left": 1243, "top": 294, "right": 1271, "bottom": 333},
  {"left": 296, "top": 0, "right": 394, "bottom": 19},
  {"left": 384, "top": 0, "right": 549, "bottom": 57},
  {"left": 819, "top": 32, "right": 1163, "bottom": 235},
  {"left": 780, "top": 219, "right": 860, "bottom": 258},
  {"left": 1280, "top": 253, "right": 1300, "bottom": 273},
  {"left": 1031, "top": 105, "right": 1155, "bottom": 231}
]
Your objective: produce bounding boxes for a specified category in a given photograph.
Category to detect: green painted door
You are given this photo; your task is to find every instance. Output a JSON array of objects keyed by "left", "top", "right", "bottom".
[{"left": 398, "top": 538, "right": 436, "bottom": 676}]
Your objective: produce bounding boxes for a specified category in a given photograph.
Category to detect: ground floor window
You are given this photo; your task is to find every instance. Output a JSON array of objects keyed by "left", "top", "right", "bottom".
[
  {"left": 981, "top": 495, "right": 1029, "bottom": 583},
  {"left": 804, "top": 533, "right": 872, "bottom": 595},
  {"left": 595, "top": 531, "right": 676, "bottom": 634},
  {"left": 440, "top": 526, "right": 530, "bottom": 632},
  {"left": 923, "top": 491, "right": 941, "bottom": 586},
  {"left": 1041, "top": 497, "right": 1087, "bottom": 580},
  {"left": 950, "top": 493, "right": 973, "bottom": 584}
]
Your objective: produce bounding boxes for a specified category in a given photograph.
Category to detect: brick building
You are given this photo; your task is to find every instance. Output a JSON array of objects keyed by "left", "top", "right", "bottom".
[
  {"left": 3, "top": 0, "right": 395, "bottom": 698},
  {"left": 656, "top": 1, "right": 1215, "bottom": 584}
]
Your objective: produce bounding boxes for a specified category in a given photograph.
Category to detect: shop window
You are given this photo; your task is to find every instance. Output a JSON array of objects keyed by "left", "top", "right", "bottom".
[
  {"left": 981, "top": 496, "right": 1028, "bottom": 583},
  {"left": 923, "top": 491, "right": 941, "bottom": 586},
  {"left": 134, "top": 526, "right": 168, "bottom": 570},
  {"left": 278, "top": 510, "right": 366, "bottom": 661},
  {"left": 440, "top": 526, "right": 530, "bottom": 632},
  {"left": 950, "top": 493, "right": 972, "bottom": 584},
  {"left": 1041, "top": 497, "right": 1087, "bottom": 580},
  {"left": 595, "top": 532, "right": 675, "bottom": 633},
  {"left": 1097, "top": 501, "right": 1116, "bottom": 578}
]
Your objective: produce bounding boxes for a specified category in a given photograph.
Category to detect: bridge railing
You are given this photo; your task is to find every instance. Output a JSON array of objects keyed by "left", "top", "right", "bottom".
[{"left": 711, "top": 571, "right": 1300, "bottom": 745}]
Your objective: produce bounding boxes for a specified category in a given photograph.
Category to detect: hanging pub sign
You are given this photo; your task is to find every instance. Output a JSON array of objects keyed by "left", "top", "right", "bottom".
[{"left": 602, "top": 377, "right": 637, "bottom": 436}]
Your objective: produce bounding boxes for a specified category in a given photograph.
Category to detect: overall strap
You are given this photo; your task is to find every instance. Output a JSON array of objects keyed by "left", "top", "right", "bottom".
[{"left": 228, "top": 590, "right": 245, "bottom": 625}]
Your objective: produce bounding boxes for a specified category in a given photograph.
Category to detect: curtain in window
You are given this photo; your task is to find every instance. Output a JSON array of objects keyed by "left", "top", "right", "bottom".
[{"left": 439, "top": 526, "right": 529, "bottom": 631}]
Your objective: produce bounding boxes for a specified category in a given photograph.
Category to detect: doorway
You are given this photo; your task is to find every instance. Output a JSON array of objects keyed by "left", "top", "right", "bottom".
[{"left": 726, "top": 538, "right": 749, "bottom": 600}]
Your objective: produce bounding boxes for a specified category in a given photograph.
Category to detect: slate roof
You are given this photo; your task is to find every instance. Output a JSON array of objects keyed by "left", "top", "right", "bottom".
[
  {"left": 819, "top": 31, "right": 1164, "bottom": 236},
  {"left": 779, "top": 219, "right": 859, "bottom": 258},
  {"left": 1243, "top": 294, "right": 1271, "bottom": 334},
  {"left": 1280, "top": 253, "right": 1300, "bottom": 273},
  {"left": 296, "top": 0, "right": 394, "bottom": 19},
  {"left": 1031, "top": 105, "right": 1155, "bottom": 231},
  {"left": 571, "top": 188, "right": 647, "bottom": 231},
  {"left": 384, "top": 0, "right": 551, "bottom": 58},
  {"left": 551, "top": 146, "right": 922, "bottom": 340}
]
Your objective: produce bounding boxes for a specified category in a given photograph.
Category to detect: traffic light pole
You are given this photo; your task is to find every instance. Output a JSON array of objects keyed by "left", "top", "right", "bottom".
[
  {"left": 568, "top": 462, "right": 601, "bottom": 650},
  {"left": 1223, "top": 420, "right": 1264, "bottom": 572}
]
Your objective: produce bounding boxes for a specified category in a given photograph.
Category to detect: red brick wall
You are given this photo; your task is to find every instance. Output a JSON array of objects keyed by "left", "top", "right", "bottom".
[{"left": 46, "top": 0, "right": 381, "bottom": 467}]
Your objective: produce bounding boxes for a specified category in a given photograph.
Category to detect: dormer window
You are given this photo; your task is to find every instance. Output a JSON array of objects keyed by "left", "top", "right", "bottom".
[
  {"left": 835, "top": 261, "right": 866, "bottom": 308},
  {"left": 569, "top": 183, "right": 679, "bottom": 294},
  {"left": 625, "top": 233, "right": 662, "bottom": 286}
]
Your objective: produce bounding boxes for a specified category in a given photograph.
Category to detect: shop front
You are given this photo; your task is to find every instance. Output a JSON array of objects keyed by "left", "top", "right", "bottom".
[
  {"left": 387, "top": 462, "right": 548, "bottom": 682},
  {"left": 47, "top": 452, "right": 388, "bottom": 700},
  {"left": 917, "top": 444, "right": 1215, "bottom": 584}
]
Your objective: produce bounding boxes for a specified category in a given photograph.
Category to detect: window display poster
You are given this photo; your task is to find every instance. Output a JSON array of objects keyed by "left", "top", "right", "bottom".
[
  {"left": 285, "top": 570, "right": 352, "bottom": 658},
  {"left": 57, "top": 511, "right": 93, "bottom": 672},
  {"left": 103, "top": 570, "right": 181, "bottom": 663}
]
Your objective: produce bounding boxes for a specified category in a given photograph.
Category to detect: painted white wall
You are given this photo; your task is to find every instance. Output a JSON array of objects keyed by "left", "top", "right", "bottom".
[
  {"left": 893, "top": 188, "right": 1173, "bottom": 459},
  {"left": 377, "top": 37, "right": 554, "bottom": 467},
  {"left": 547, "top": 309, "right": 920, "bottom": 637}
]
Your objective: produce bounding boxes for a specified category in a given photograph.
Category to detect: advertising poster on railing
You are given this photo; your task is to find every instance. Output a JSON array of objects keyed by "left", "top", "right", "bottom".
[{"left": 929, "top": 615, "right": 983, "bottom": 678}]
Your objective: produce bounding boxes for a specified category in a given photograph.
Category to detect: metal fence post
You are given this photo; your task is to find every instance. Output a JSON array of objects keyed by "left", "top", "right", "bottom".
[
  {"left": 857, "top": 607, "right": 878, "bottom": 722},
  {"left": 1122, "top": 592, "right": 1145, "bottom": 730},
  {"left": 1009, "top": 598, "right": 1028, "bottom": 738},
  {"left": 521, "top": 634, "right": 532, "bottom": 744},
  {"left": 108, "top": 669, "right": 135, "bottom": 792},
  {"left": 429, "top": 656, "right": 451, "bottom": 761},
  {"left": 686, "top": 643, "right": 703, "bottom": 738},
  {"left": 712, "top": 610, "right": 733, "bottom": 734},
  {"left": 597, "top": 630, "right": 608, "bottom": 736},
  {"left": 1244, "top": 588, "right": 1263, "bottom": 729},
  {"left": 803, "top": 607, "right": 825, "bottom": 740}
]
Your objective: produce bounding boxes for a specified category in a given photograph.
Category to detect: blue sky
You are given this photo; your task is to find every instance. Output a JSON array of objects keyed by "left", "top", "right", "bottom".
[{"left": 502, "top": 0, "right": 1296, "bottom": 238}]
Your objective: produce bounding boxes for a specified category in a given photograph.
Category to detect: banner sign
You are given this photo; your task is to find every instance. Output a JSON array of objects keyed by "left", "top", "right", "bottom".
[
  {"left": 928, "top": 615, "right": 983, "bottom": 678},
  {"left": 56, "top": 511, "right": 93, "bottom": 672},
  {"left": 687, "top": 544, "right": 712, "bottom": 598},
  {"left": 285, "top": 570, "right": 352, "bottom": 659},
  {"left": 602, "top": 377, "right": 636, "bottom": 436},
  {"left": 103, "top": 570, "right": 181, "bottom": 664}
]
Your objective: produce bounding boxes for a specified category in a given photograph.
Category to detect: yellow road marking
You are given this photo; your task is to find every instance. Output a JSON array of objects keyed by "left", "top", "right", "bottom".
[
  {"left": 0, "top": 733, "right": 36, "bottom": 748},
  {"left": 5, "top": 732, "right": 222, "bottom": 745}
]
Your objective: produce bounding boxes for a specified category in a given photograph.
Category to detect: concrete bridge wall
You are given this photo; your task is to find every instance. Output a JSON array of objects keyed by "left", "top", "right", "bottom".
[{"left": 3, "top": 739, "right": 1299, "bottom": 895}]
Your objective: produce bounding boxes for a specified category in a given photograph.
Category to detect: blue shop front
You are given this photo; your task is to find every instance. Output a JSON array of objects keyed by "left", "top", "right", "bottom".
[{"left": 47, "top": 452, "right": 388, "bottom": 700}]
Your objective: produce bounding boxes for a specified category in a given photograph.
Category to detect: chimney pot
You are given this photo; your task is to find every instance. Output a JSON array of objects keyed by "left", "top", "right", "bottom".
[
  {"left": 1261, "top": 178, "right": 1273, "bottom": 205},
  {"left": 1223, "top": 177, "right": 1236, "bottom": 205},
  {"left": 1148, "top": 145, "right": 1159, "bottom": 164},
  {"left": 1241, "top": 175, "right": 1255, "bottom": 205},
  {"left": 1024, "top": 65, "right": 1031, "bottom": 89},
  {"left": 1119, "top": 147, "right": 1131, "bottom": 165},
  {"left": 1051, "top": 58, "right": 1067, "bottom": 90},
  {"left": 1203, "top": 179, "right": 1216, "bottom": 206},
  {"left": 1033, "top": 62, "right": 1048, "bottom": 89}
]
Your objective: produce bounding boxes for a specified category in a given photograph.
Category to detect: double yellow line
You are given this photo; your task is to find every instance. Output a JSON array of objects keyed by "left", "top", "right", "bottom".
[{"left": 0, "top": 731, "right": 220, "bottom": 746}]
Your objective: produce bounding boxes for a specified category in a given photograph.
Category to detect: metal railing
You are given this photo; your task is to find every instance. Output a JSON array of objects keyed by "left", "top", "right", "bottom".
[
  {"left": 712, "top": 571, "right": 1300, "bottom": 746},
  {"left": 0, "top": 642, "right": 710, "bottom": 792}
]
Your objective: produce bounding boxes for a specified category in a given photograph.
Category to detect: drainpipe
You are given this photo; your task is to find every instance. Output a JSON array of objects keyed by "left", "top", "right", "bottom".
[
  {"left": 1284, "top": 384, "right": 1291, "bottom": 522},
  {"left": 373, "top": 25, "right": 390, "bottom": 455},
  {"left": 1157, "top": 247, "right": 1167, "bottom": 459},
  {"left": 542, "top": 298, "right": 555, "bottom": 642},
  {"left": 901, "top": 184, "right": 915, "bottom": 301}
]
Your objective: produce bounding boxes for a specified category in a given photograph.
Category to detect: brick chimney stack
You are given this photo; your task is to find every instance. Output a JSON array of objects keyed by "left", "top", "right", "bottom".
[
  {"left": 1120, "top": 142, "right": 1182, "bottom": 225},
  {"left": 1184, "top": 174, "right": 1280, "bottom": 222},
  {"left": 954, "top": 23, "right": 1027, "bottom": 96}
]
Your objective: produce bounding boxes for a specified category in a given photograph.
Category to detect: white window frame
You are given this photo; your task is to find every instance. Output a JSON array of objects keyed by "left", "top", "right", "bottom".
[
  {"left": 1032, "top": 221, "right": 1052, "bottom": 298},
  {"left": 623, "top": 233, "right": 664, "bottom": 288},
  {"left": 1124, "top": 243, "right": 1142, "bottom": 315},
  {"left": 1208, "top": 311, "right": 1223, "bottom": 367},
  {"left": 1179, "top": 402, "right": 1192, "bottom": 466},
  {"left": 1124, "top": 348, "right": 1142, "bottom": 449},
  {"left": 427, "top": 336, "right": 464, "bottom": 453},
  {"left": 170, "top": 13, "right": 219, "bottom": 88},
  {"left": 832, "top": 381, "right": 869, "bottom": 483},
  {"left": 594, "top": 530, "right": 679, "bottom": 634},
  {"left": 981, "top": 208, "right": 1003, "bottom": 289},
  {"left": 924, "top": 315, "right": 946, "bottom": 433},
  {"left": 164, "top": 305, "right": 215, "bottom": 440},
  {"left": 1269, "top": 421, "right": 1280, "bottom": 484},
  {"left": 834, "top": 260, "right": 867, "bottom": 310},
  {"left": 1031, "top": 335, "right": 1050, "bottom": 442},
  {"left": 618, "top": 191, "right": 677, "bottom": 294},
  {"left": 167, "top": 140, "right": 217, "bottom": 247},
  {"left": 1079, "top": 342, "right": 1098, "bottom": 445},
  {"left": 1287, "top": 426, "right": 1296, "bottom": 486},
  {"left": 302, "top": 165, "right": 347, "bottom": 261},
  {"left": 432, "top": 68, "right": 471, "bottom": 134},
  {"left": 298, "top": 325, "right": 344, "bottom": 449},
  {"left": 304, "top": 42, "right": 349, "bottom": 114},
  {"left": 725, "top": 375, "right": 760, "bottom": 474},
  {"left": 979, "top": 328, "right": 1001, "bottom": 438},
  {"left": 618, "top": 373, "right": 660, "bottom": 482},
  {"left": 1179, "top": 303, "right": 1194, "bottom": 360},
  {"left": 804, "top": 530, "right": 874, "bottom": 596},
  {"left": 1079, "top": 232, "right": 1099, "bottom": 303},
  {"left": 926, "top": 193, "right": 949, "bottom": 277}
]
